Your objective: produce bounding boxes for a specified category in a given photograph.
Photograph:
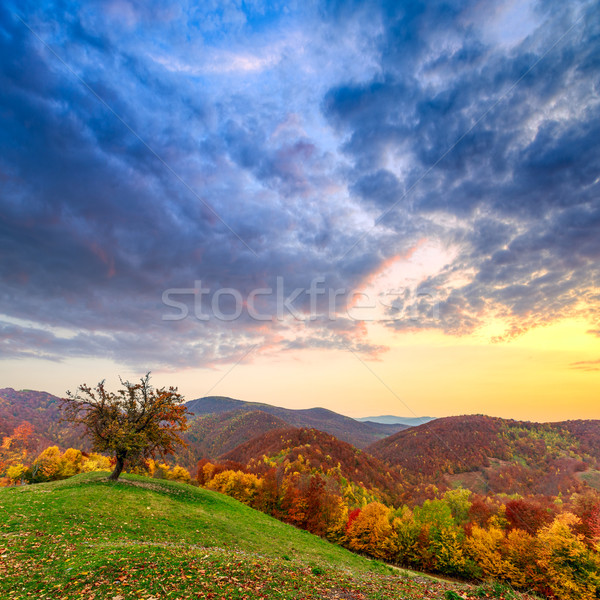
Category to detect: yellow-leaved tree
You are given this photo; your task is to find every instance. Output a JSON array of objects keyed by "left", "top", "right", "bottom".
[
  {"left": 346, "top": 502, "right": 394, "bottom": 560},
  {"left": 535, "top": 512, "right": 600, "bottom": 600},
  {"left": 465, "top": 525, "right": 506, "bottom": 580}
]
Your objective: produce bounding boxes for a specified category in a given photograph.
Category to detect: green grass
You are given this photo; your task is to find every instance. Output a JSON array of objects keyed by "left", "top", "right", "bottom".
[
  {"left": 577, "top": 469, "right": 600, "bottom": 490},
  {"left": 0, "top": 472, "right": 530, "bottom": 599}
]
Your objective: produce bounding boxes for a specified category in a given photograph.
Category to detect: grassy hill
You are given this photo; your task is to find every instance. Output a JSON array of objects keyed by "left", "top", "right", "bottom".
[{"left": 0, "top": 473, "right": 533, "bottom": 600}]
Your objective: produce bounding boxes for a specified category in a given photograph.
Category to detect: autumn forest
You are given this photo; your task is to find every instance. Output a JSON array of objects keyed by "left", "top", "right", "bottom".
[{"left": 1, "top": 387, "right": 599, "bottom": 598}]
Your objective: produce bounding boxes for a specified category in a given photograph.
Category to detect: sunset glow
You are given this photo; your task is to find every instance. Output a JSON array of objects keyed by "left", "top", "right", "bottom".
[{"left": 1, "top": 0, "right": 598, "bottom": 422}]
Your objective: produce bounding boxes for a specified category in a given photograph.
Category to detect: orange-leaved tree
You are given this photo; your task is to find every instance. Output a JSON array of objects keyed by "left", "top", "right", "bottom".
[{"left": 62, "top": 373, "right": 189, "bottom": 481}]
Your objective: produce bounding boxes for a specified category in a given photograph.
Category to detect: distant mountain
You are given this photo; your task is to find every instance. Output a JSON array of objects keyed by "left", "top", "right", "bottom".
[
  {"left": 359, "top": 421, "right": 412, "bottom": 435},
  {"left": 186, "top": 396, "right": 247, "bottom": 415},
  {"left": 184, "top": 409, "right": 290, "bottom": 460},
  {"left": 357, "top": 415, "right": 436, "bottom": 426},
  {"left": 0, "top": 388, "right": 84, "bottom": 452},
  {"left": 221, "top": 427, "right": 404, "bottom": 505},
  {"left": 0, "top": 387, "right": 407, "bottom": 464},
  {"left": 186, "top": 396, "right": 408, "bottom": 448},
  {"left": 367, "top": 414, "right": 600, "bottom": 497},
  {"left": 0, "top": 388, "right": 292, "bottom": 466}
]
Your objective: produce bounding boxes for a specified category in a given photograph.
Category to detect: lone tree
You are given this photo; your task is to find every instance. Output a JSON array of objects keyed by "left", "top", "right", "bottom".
[{"left": 62, "top": 373, "right": 189, "bottom": 481}]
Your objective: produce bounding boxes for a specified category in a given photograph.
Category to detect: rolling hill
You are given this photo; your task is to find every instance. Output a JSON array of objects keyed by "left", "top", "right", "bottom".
[
  {"left": 367, "top": 415, "right": 600, "bottom": 497},
  {"left": 186, "top": 396, "right": 408, "bottom": 448},
  {"left": 184, "top": 408, "right": 290, "bottom": 459},
  {"left": 357, "top": 415, "right": 436, "bottom": 426},
  {"left": 0, "top": 387, "right": 84, "bottom": 452},
  {"left": 221, "top": 426, "right": 405, "bottom": 504},
  {"left": 6, "top": 385, "right": 600, "bottom": 502},
  {"left": 0, "top": 472, "right": 507, "bottom": 600},
  {"left": 1, "top": 388, "right": 409, "bottom": 462}
]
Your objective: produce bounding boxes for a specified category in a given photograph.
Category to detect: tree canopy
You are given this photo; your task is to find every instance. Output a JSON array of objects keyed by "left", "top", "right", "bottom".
[{"left": 62, "top": 374, "right": 189, "bottom": 480}]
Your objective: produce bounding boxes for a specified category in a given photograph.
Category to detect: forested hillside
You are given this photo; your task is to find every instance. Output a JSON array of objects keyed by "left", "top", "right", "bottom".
[
  {"left": 183, "top": 409, "right": 290, "bottom": 459},
  {"left": 368, "top": 415, "right": 600, "bottom": 498},
  {"left": 2, "top": 388, "right": 600, "bottom": 598},
  {"left": 186, "top": 395, "right": 408, "bottom": 447},
  {"left": 0, "top": 388, "right": 84, "bottom": 452},
  {"left": 220, "top": 427, "right": 405, "bottom": 505}
]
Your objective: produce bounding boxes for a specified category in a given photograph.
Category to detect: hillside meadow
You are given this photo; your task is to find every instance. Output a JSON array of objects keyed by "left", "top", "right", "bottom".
[{"left": 0, "top": 472, "right": 536, "bottom": 600}]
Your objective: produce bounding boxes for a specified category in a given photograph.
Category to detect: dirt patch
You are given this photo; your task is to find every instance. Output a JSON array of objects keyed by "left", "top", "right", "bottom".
[
  {"left": 323, "top": 590, "right": 366, "bottom": 600},
  {"left": 114, "top": 479, "right": 187, "bottom": 495},
  {"left": 577, "top": 470, "right": 600, "bottom": 490},
  {"left": 444, "top": 470, "right": 488, "bottom": 494}
]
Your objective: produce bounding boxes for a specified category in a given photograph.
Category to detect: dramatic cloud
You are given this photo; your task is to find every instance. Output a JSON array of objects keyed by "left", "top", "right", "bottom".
[
  {"left": 323, "top": 0, "right": 600, "bottom": 339},
  {"left": 0, "top": 0, "right": 598, "bottom": 369}
]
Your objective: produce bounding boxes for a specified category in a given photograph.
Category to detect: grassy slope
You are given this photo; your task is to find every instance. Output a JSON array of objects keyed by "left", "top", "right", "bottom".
[{"left": 0, "top": 473, "right": 531, "bottom": 600}]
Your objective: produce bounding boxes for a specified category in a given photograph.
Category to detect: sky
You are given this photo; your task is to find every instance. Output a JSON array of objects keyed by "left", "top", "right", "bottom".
[{"left": 1, "top": 0, "right": 599, "bottom": 422}]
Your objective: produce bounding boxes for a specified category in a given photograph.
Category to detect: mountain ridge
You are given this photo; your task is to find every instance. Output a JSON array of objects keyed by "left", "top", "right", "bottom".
[
  {"left": 0, "top": 387, "right": 408, "bottom": 458},
  {"left": 184, "top": 408, "right": 290, "bottom": 459},
  {"left": 357, "top": 415, "right": 436, "bottom": 426},
  {"left": 367, "top": 414, "right": 600, "bottom": 497},
  {"left": 185, "top": 395, "right": 409, "bottom": 448}
]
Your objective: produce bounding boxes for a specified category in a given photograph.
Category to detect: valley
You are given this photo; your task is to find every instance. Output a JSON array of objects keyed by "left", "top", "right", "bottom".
[{"left": 1, "top": 387, "right": 599, "bottom": 598}]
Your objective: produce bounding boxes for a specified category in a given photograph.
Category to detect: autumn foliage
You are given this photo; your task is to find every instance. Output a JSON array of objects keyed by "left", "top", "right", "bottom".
[
  {"left": 193, "top": 428, "right": 600, "bottom": 599},
  {"left": 62, "top": 374, "right": 189, "bottom": 480},
  {"left": 2, "top": 390, "right": 600, "bottom": 600}
]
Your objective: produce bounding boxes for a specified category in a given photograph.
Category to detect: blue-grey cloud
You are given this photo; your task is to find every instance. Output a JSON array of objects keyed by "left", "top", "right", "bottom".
[
  {"left": 322, "top": 0, "right": 600, "bottom": 339},
  {"left": 0, "top": 0, "right": 599, "bottom": 370}
]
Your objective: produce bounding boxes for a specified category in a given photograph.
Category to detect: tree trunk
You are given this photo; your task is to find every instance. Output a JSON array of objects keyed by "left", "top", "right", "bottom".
[{"left": 108, "top": 453, "right": 126, "bottom": 481}]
